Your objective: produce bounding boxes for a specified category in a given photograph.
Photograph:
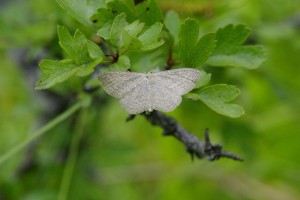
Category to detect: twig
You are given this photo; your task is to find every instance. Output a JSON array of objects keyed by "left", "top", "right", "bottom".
[{"left": 127, "top": 111, "right": 243, "bottom": 161}]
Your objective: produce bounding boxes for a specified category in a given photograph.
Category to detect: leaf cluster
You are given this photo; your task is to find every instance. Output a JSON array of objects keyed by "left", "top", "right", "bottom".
[{"left": 36, "top": 0, "right": 267, "bottom": 118}]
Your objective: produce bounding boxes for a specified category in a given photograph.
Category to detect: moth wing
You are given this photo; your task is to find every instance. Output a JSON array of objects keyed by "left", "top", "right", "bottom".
[
  {"left": 99, "top": 71, "right": 144, "bottom": 98},
  {"left": 120, "top": 80, "right": 152, "bottom": 114},
  {"left": 151, "top": 81, "right": 182, "bottom": 112},
  {"left": 152, "top": 68, "right": 201, "bottom": 95}
]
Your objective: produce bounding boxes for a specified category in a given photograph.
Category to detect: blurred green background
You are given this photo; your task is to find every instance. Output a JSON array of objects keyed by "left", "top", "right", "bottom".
[{"left": 1, "top": 0, "right": 300, "bottom": 199}]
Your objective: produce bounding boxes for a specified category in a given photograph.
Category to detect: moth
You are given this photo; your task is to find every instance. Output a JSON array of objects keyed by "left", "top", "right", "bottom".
[{"left": 99, "top": 68, "right": 201, "bottom": 114}]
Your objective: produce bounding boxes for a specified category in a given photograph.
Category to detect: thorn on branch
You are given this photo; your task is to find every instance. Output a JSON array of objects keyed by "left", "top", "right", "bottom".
[
  {"left": 203, "top": 128, "right": 243, "bottom": 161},
  {"left": 126, "top": 114, "right": 136, "bottom": 122}
]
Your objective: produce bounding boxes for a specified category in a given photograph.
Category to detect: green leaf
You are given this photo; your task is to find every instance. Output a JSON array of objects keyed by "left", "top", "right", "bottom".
[
  {"left": 184, "top": 70, "right": 211, "bottom": 100},
  {"left": 35, "top": 59, "right": 81, "bottom": 89},
  {"left": 141, "top": 40, "right": 164, "bottom": 51},
  {"left": 107, "top": 0, "right": 137, "bottom": 22},
  {"left": 90, "top": 0, "right": 137, "bottom": 28},
  {"left": 179, "top": 18, "right": 199, "bottom": 67},
  {"left": 164, "top": 10, "right": 180, "bottom": 42},
  {"left": 119, "top": 20, "right": 145, "bottom": 52},
  {"left": 206, "top": 24, "right": 267, "bottom": 69},
  {"left": 108, "top": 18, "right": 163, "bottom": 53},
  {"left": 110, "top": 13, "right": 128, "bottom": 48},
  {"left": 86, "top": 40, "right": 104, "bottom": 59},
  {"left": 128, "top": 50, "right": 165, "bottom": 72},
  {"left": 124, "top": 20, "right": 145, "bottom": 37},
  {"left": 195, "top": 70, "right": 211, "bottom": 88},
  {"left": 214, "top": 24, "right": 250, "bottom": 53},
  {"left": 56, "top": 0, "right": 105, "bottom": 29},
  {"left": 74, "top": 57, "right": 103, "bottom": 76},
  {"left": 90, "top": 7, "right": 115, "bottom": 28},
  {"left": 93, "top": 2, "right": 164, "bottom": 53},
  {"left": 138, "top": 22, "right": 164, "bottom": 51},
  {"left": 191, "top": 33, "right": 216, "bottom": 67},
  {"left": 96, "top": 22, "right": 112, "bottom": 40},
  {"left": 206, "top": 45, "right": 266, "bottom": 69},
  {"left": 110, "top": 55, "right": 131, "bottom": 70},
  {"left": 179, "top": 18, "right": 216, "bottom": 67},
  {"left": 198, "top": 84, "right": 245, "bottom": 118},
  {"left": 57, "top": 26, "right": 90, "bottom": 65},
  {"left": 36, "top": 26, "right": 104, "bottom": 89},
  {"left": 36, "top": 57, "right": 103, "bottom": 90},
  {"left": 184, "top": 93, "right": 200, "bottom": 101},
  {"left": 120, "top": 29, "right": 142, "bottom": 53},
  {"left": 136, "top": 0, "right": 163, "bottom": 26}
]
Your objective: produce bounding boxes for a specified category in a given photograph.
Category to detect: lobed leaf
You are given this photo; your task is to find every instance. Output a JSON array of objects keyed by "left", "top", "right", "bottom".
[
  {"left": 179, "top": 18, "right": 216, "bottom": 68},
  {"left": 36, "top": 26, "right": 104, "bottom": 89},
  {"left": 58, "top": 26, "right": 90, "bottom": 65},
  {"left": 35, "top": 59, "right": 81, "bottom": 89},
  {"left": 213, "top": 24, "right": 250, "bottom": 53},
  {"left": 207, "top": 24, "right": 267, "bottom": 69},
  {"left": 198, "top": 84, "right": 245, "bottom": 118},
  {"left": 207, "top": 45, "right": 266, "bottom": 69}
]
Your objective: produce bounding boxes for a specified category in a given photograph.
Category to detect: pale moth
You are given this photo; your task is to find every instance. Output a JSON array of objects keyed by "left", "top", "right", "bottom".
[{"left": 99, "top": 68, "right": 201, "bottom": 114}]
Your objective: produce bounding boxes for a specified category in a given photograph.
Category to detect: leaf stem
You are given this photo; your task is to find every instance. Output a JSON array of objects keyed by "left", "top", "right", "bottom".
[
  {"left": 57, "top": 107, "right": 87, "bottom": 200},
  {"left": 0, "top": 100, "right": 83, "bottom": 167}
]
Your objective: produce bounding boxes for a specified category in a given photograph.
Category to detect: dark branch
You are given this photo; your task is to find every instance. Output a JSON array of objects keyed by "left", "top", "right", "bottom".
[{"left": 127, "top": 111, "right": 243, "bottom": 162}]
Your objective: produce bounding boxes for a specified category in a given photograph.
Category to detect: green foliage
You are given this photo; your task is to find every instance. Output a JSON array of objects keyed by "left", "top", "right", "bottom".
[
  {"left": 58, "top": 26, "right": 91, "bottom": 64},
  {"left": 138, "top": 22, "right": 164, "bottom": 50},
  {"left": 164, "top": 10, "right": 180, "bottom": 42},
  {"left": 90, "top": 0, "right": 137, "bottom": 31},
  {"left": 197, "top": 84, "right": 245, "bottom": 118},
  {"left": 56, "top": 0, "right": 105, "bottom": 29},
  {"left": 179, "top": 18, "right": 216, "bottom": 68},
  {"left": 36, "top": 0, "right": 166, "bottom": 89},
  {"left": 109, "top": 13, "right": 128, "bottom": 48},
  {"left": 135, "top": 0, "right": 163, "bottom": 25},
  {"left": 34, "top": 0, "right": 268, "bottom": 116},
  {"left": 108, "top": 13, "right": 164, "bottom": 53},
  {"left": 90, "top": 0, "right": 162, "bottom": 28},
  {"left": 206, "top": 24, "right": 267, "bottom": 69},
  {"left": 35, "top": 26, "right": 103, "bottom": 89},
  {"left": 195, "top": 70, "right": 211, "bottom": 88},
  {"left": 110, "top": 55, "right": 131, "bottom": 70}
]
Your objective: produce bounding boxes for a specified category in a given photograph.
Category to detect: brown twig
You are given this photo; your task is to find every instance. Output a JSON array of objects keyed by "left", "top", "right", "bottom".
[{"left": 127, "top": 111, "right": 243, "bottom": 161}]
